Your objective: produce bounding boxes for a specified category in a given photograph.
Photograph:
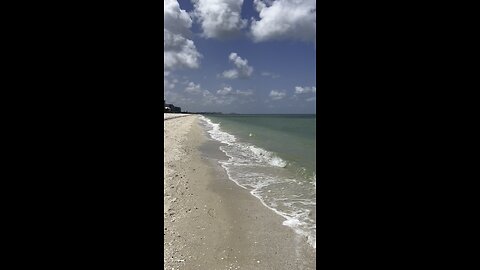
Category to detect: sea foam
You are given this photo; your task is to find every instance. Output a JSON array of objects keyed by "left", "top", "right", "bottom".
[
  {"left": 202, "top": 117, "right": 236, "bottom": 145},
  {"left": 199, "top": 115, "right": 316, "bottom": 250}
]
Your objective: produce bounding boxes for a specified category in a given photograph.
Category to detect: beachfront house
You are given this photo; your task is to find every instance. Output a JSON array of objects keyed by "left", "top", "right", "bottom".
[
  {"left": 164, "top": 100, "right": 181, "bottom": 113},
  {"left": 171, "top": 106, "right": 181, "bottom": 113}
]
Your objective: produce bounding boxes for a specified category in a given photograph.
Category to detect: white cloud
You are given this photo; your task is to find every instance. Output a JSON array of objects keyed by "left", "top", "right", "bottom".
[
  {"left": 294, "top": 86, "right": 316, "bottom": 95},
  {"left": 192, "top": 0, "right": 247, "bottom": 39},
  {"left": 164, "top": 0, "right": 192, "bottom": 35},
  {"left": 235, "top": 89, "right": 253, "bottom": 96},
  {"left": 200, "top": 88, "right": 235, "bottom": 105},
  {"left": 164, "top": 72, "right": 175, "bottom": 91},
  {"left": 185, "top": 82, "right": 202, "bottom": 94},
  {"left": 197, "top": 89, "right": 235, "bottom": 106},
  {"left": 169, "top": 82, "right": 254, "bottom": 110},
  {"left": 269, "top": 90, "right": 286, "bottom": 100},
  {"left": 221, "top": 52, "right": 254, "bottom": 79},
  {"left": 217, "top": 86, "right": 233, "bottom": 95},
  {"left": 306, "top": 97, "right": 316, "bottom": 102},
  {"left": 164, "top": 29, "right": 202, "bottom": 70},
  {"left": 164, "top": 0, "right": 202, "bottom": 70},
  {"left": 164, "top": 78, "right": 175, "bottom": 91},
  {"left": 261, "top": 71, "right": 280, "bottom": 78},
  {"left": 217, "top": 85, "right": 253, "bottom": 96},
  {"left": 251, "top": 0, "right": 316, "bottom": 42}
]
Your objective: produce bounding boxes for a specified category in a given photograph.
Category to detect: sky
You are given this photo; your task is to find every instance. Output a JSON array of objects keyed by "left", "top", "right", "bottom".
[{"left": 164, "top": 0, "right": 316, "bottom": 114}]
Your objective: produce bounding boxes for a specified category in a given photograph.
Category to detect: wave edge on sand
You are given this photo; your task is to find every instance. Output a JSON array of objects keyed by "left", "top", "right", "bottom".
[{"left": 199, "top": 115, "right": 316, "bottom": 250}]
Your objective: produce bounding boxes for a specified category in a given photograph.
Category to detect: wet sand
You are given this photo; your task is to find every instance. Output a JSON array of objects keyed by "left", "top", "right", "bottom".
[{"left": 164, "top": 115, "right": 316, "bottom": 270}]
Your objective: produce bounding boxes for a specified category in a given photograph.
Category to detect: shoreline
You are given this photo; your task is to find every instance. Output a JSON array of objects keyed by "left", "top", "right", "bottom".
[{"left": 164, "top": 115, "right": 315, "bottom": 269}]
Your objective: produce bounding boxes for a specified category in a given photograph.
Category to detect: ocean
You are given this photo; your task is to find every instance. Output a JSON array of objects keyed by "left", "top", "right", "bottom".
[{"left": 199, "top": 114, "right": 316, "bottom": 249}]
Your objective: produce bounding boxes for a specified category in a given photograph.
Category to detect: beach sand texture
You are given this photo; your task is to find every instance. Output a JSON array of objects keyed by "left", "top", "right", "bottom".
[
  {"left": 164, "top": 113, "right": 190, "bottom": 120},
  {"left": 164, "top": 115, "right": 316, "bottom": 270}
]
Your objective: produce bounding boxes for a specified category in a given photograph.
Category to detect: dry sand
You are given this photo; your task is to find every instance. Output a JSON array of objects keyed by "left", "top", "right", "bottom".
[
  {"left": 164, "top": 115, "right": 316, "bottom": 270},
  {"left": 164, "top": 113, "right": 190, "bottom": 121}
]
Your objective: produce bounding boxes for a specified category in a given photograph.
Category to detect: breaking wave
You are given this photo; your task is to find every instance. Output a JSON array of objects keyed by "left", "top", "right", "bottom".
[{"left": 199, "top": 115, "right": 316, "bottom": 249}]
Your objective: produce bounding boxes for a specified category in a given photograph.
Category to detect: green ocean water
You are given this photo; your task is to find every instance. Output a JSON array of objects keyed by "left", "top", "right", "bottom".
[
  {"left": 205, "top": 114, "right": 316, "bottom": 180},
  {"left": 200, "top": 114, "right": 316, "bottom": 249}
]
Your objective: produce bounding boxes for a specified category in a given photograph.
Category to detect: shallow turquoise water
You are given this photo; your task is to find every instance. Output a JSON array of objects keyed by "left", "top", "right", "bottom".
[
  {"left": 205, "top": 114, "right": 316, "bottom": 180},
  {"left": 200, "top": 114, "right": 316, "bottom": 248}
]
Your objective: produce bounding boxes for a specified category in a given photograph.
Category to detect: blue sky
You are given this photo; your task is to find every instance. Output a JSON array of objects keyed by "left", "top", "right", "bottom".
[{"left": 164, "top": 0, "right": 316, "bottom": 114}]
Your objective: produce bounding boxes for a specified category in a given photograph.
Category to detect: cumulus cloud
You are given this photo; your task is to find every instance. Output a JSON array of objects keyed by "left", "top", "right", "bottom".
[
  {"left": 164, "top": 30, "right": 202, "bottom": 69},
  {"left": 216, "top": 86, "right": 233, "bottom": 95},
  {"left": 192, "top": 0, "right": 247, "bottom": 39},
  {"left": 197, "top": 88, "right": 234, "bottom": 105},
  {"left": 212, "top": 86, "right": 254, "bottom": 105},
  {"left": 164, "top": 0, "right": 192, "bottom": 35},
  {"left": 185, "top": 82, "right": 202, "bottom": 94},
  {"left": 221, "top": 52, "right": 254, "bottom": 79},
  {"left": 251, "top": 0, "right": 316, "bottom": 42},
  {"left": 164, "top": 0, "right": 201, "bottom": 70},
  {"left": 269, "top": 90, "right": 286, "bottom": 100},
  {"left": 294, "top": 86, "right": 316, "bottom": 95},
  {"left": 217, "top": 85, "right": 253, "bottom": 96},
  {"left": 169, "top": 82, "right": 254, "bottom": 110}
]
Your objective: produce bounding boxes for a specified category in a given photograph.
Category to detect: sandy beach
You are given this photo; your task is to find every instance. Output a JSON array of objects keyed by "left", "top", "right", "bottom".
[
  {"left": 164, "top": 114, "right": 316, "bottom": 270},
  {"left": 164, "top": 113, "right": 190, "bottom": 121}
]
